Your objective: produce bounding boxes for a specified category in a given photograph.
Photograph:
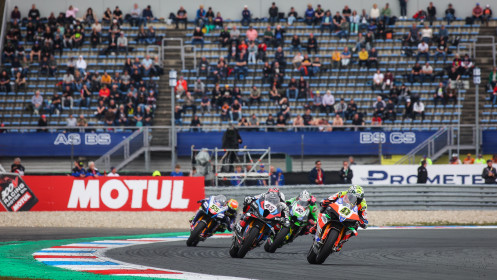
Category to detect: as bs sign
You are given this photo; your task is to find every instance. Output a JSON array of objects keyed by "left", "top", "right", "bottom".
[{"left": 360, "top": 132, "right": 416, "bottom": 144}]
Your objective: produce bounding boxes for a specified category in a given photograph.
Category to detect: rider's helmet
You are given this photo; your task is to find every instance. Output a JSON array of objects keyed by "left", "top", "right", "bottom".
[
  {"left": 348, "top": 185, "right": 365, "bottom": 199},
  {"left": 298, "top": 190, "right": 312, "bottom": 202},
  {"left": 268, "top": 187, "right": 280, "bottom": 193},
  {"left": 227, "top": 199, "right": 239, "bottom": 211}
]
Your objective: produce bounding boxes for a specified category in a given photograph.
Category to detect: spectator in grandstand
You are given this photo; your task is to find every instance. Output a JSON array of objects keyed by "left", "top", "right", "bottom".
[
  {"left": 102, "top": 7, "right": 112, "bottom": 23},
  {"left": 421, "top": 62, "right": 434, "bottom": 83},
  {"left": 182, "top": 91, "right": 197, "bottom": 115},
  {"left": 174, "top": 105, "right": 183, "bottom": 125},
  {"left": 340, "top": 46, "right": 351, "bottom": 67},
  {"left": 358, "top": 48, "right": 369, "bottom": 69},
  {"left": 241, "top": 5, "right": 252, "bottom": 26},
  {"left": 174, "top": 76, "right": 188, "bottom": 97},
  {"left": 319, "top": 11, "right": 333, "bottom": 35},
  {"left": 49, "top": 92, "right": 62, "bottom": 116},
  {"left": 433, "top": 38, "right": 447, "bottom": 64},
  {"left": 373, "top": 96, "right": 386, "bottom": 117},
  {"left": 291, "top": 114, "right": 303, "bottom": 129},
  {"left": 192, "top": 79, "right": 205, "bottom": 97},
  {"left": 475, "top": 154, "right": 486, "bottom": 164},
  {"left": 383, "top": 99, "right": 396, "bottom": 121},
  {"left": 10, "top": 6, "right": 20, "bottom": 23},
  {"left": 482, "top": 4, "right": 493, "bottom": 26},
  {"left": 332, "top": 99, "right": 346, "bottom": 119},
  {"left": 482, "top": 160, "right": 497, "bottom": 184},
  {"left": 173, "top": 6, "right": 188, "bottom": 29},
  {"left": 304, "top": 4, "right": 315, "bottom": 25},
  {"left": 188, "top": 115, "right": 202, "bottom": 132},
  {"left": 449, "top": 153, "right": 462, "bottom": 164},
  {"left": 488, "top": 67, "right": 497, "bottom": 90},
  {"left": 143, "top": 106, "right": 154, "bottom": 126},
  {"left": 461, "top": 54, "right": 475, "bottom": 76},
  {"left": 284, "top": 7, "right": 297, "bottom": 25},
  {"left": 307, "top": 33, "right": 318, "bottom": 54},
  {"left": 29, "top": 91, "right": 44, "bottom": 116},
  {"left": 248, "top": 85, "right": 262, "bottom": 106},
  {"left": 230, "top": 99, "right": 242, "bottom": 121},
  {"left": 86, "top": 162, "right": 101, "bottom": 177},
  {"left": 246, "top": 26, "right": 258, "bottom": 44},
  {"left": 129, "top": 4, "right": 143, "bottom": 27},
  {"left": 145, "top": 26, "right": 157, "bottom": 45},
  {"left": 292, "top": 51, "right": 303, "bottom": 69},
  {"left": 444, "top": 3, "right": 456, "bottom": 25},
  {"left": 263, "top": 114, "right": 275, "bottom": 131},
  {"left": 65, "top": 5, "right": 79, "bottom": 23},
  {"left": 380, "top": 3, "right": 392, "bottom": 25},
  {"left": 344, "top": 99, "right": 357, "bottom": 120},
  {"left": 276, "top": 114, "right": 287, "bottom": 129},
  {"left": 8, "top": 158, "right": 24, "bottom": 175},
  {"left": 113, "top": 6, "right": 124, "bottom": 25},
  {"left": 372, "top": 69, "right": 384, "bottom": 91},
  {"left": 37, "top": 114, "right": 48, "bottom": 132},
  {"left": 116, "top": 32, "right": 128, "bottom": 54},
  {"left": 409, "top": 62, "right": 422, "bottom": 83},
  {"left": 141, "top": 55, "right": 153, "bottom": 76},
  {"left": 370, "top": 3, "right": 380, "bottom": 21},
  {"left": 368, "top": 47, "right": 379, "bottom": 69},
  {"left": 66, "top": 114, "right": 77, "bottom": 131},
  {"left": 248, "top": 42, "right": 257, "bottom": 64},
  {"left": 194, "top": 5, "right": 206, "bottom": 27},
  {"left": 290, "top": 35, "right": 301, "bottom": 53},
  {"left": 297, "top": 76, "right": 308, "bottom": 100},
  {"left": 416, "top": 41, "right": 430, "bottom": 63},
  {"left": 235, "top": 50, "right": 248, "bottom": 80},
  {"left": 301, "top": 109, "right": 314, "bottom": 127},
  {"left": 412, "top": 100, "right": 425, "bottom": 121},
  {"left": 331, "top": 49, "right": 341, "bottom": 68},
  {"left": 217, "top": 27, "right": 230, "bottom": 48},
  {"left": 313, "top": 4, "right": 324, "bottom": 26},
  {"left": 71, "top": 161, "right": 86, "bottom": 178},
  {"left": 328, "top": 114, "right": 343, "bottom": 131},
  {"left": 420, "top": 25, "right": 433, "bottom": 43},
  {"left": 472, "top": 4, "right": 484, "bottom": 24},
  {"left": 433, "top": 82, "right": 446, "bottom": 106},
  {"left": 28, "top": 4, "right": 40, "bottom": 23},
  {"left": 13, "top": 71, "right": 25, "bottom": 93},
  {"left": 300, "top": 54, "right": 312, "bottom": 76},
  {"left": 142, "top": 5, "right": 155, "bottom": 24},
  {"left": 352, "top": 113, "right": 365, "bottom": 127},
  {"left": 425, "top": 2, "right": 437, "bottom": 26},
  {"left": 321, "top": 90, "right": 335, "bottom": 115},
  {"left": 76, "top": 114, "right": 88, "bottom": 128},
  {"left": 463, "top": 153, "right": 475, "bottom": 164},
  {"left": 309, "top": 160, "right": 325, "bottom": 184},
  {"left": 402, "top": 99, "right": 413, "bottom": 120}
]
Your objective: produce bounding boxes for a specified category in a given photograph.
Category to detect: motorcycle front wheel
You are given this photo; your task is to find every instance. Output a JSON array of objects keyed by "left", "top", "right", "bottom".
[
  {"left": 315, "top": 229, "right": 339, "bottom": 264},
  {"left": 186, "top": 221, "right": 206, "bottom": 247},
  {"left": 267, "top": 226, "right": 289, "bottom": 253},
  {"left": 237, "top": 226, "right": 260, "bottom": 258}
]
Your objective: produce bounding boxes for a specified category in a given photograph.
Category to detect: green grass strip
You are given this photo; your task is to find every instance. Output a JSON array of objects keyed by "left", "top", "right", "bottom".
[{"left": 0, "top": 231, "right": 190, "bottom": 280}]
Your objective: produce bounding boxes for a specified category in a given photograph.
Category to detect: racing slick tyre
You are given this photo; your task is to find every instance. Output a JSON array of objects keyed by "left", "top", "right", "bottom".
[
  {"left": 237, "top": 227, "right": 259, "bottom": 258},
  {"left": 307, "top": 244, "right": 318, "bottom": 264},
  {"left": 229, "top": 238, "right": 240, "bottom": 258},
  {"left": 267, "top": 226, "right": 289, "bottom": 253},
  {"left": 186, "top": 221, "right": 206, "bottom": 247},
  {"left": 315, "top": 229, "right": 339, "bottom": 264}
]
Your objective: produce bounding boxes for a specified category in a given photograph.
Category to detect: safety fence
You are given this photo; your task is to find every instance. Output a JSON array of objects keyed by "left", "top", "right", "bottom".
[{"left": 206, "top": 184, "right": 497, "bottom": 210}]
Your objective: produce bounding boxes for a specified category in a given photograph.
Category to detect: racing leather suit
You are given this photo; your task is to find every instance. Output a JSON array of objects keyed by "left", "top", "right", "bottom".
[
  {"left": 239, "top": 191, "right": 290, "bottom": 230},
  {"left": 191, "top": 197, "right": 237, "bottom": 232},
  {"left": 320, "top": 191, "right": 368, "bottom": 249},
  {"left": 286, "top": 196, "right": 318, "bottom": 234}
]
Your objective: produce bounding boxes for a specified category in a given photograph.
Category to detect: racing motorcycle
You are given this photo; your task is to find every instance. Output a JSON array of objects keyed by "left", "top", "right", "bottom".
[
  {"left": 307, "top": 193, "right": 362, "bottom": 264},
  {"left": 229, "top": 192, "right": 283, "bottom": 258},
  {"left": 187, "top": 195, "right": 228, "bottom": 247},
  {"left": 264, "top": 198, "right": 311, "bottom": 253}
]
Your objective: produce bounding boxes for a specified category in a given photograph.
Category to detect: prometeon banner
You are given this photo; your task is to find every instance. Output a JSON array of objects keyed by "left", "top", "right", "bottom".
[
  {"left": 0, "top": 173, "right": 39, "bottom": 211},
  {"left": 0, "top": 176, "right": 204, "bottom": 211},
  {"left": 352, "top": 165, "right": 486, "bottom": 185}
]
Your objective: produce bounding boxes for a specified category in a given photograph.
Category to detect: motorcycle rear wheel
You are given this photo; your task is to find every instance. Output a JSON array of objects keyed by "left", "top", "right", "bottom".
[
  {"left": 267, "top": 226, "right": 289, "bottom": 253},
  {"left": 315, "top": 229, "right": 339, "bottom": 264},
  {"left": 186, "top": 221, "right": 206, "bottom": 247},
  {"left": 237, "top": 226, "right": 260, "bottom": 258}
]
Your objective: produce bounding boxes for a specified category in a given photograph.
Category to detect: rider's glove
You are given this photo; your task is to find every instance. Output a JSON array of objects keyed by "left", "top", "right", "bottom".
[{"left": 360, "top": 223, "right": 367, "bottom": 229}]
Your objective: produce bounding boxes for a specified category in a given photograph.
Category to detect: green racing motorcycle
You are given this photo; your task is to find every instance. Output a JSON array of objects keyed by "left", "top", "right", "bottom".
[{"left": 264, "top": 196, "right": 317, "bottom": 253}]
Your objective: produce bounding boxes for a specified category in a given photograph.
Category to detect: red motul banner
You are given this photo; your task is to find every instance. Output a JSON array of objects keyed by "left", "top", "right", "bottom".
[{"left": 0, "top": 176, "right": 204, "bottom": 211}]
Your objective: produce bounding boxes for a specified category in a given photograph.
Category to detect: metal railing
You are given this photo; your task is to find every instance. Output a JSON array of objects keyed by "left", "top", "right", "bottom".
[
  {"left": 464, "top": 35, "right": 497, "bottom": 67},
  {"left": 395, "top": 127, "right": 449, "bottom": 165},
  {"left": 206, "top": 184, "right": 497, "bottom": 210},
  {"left": 94, "top": 128, "right": 145, "bottom": 171}
]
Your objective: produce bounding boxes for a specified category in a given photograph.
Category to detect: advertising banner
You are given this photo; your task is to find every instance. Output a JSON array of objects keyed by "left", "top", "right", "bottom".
[
  {"left": 0, "top": 173, "right": 39, "bottom": 212},
  {"left": 482, "top": 131, "right": 497, "bottom": 154},
  {"left": 177, "top": 131, "right": 436, "bottom": 156},
  {"left": 0, "top": 176, "right": 204, "bottom": 212},
  {"left": 0, "top": 132, "right": 132, "bottom": 157},
  {"left": 352, "top": 164, "right": 486, "bottom": 185}
]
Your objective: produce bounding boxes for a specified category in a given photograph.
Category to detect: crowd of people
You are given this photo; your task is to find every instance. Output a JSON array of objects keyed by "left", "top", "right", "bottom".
[
  {"left": 169, "top": 2, "right": 489, "bottom": 131},
  {"left": 2, "top": 3, "right": 164, "bottom": 129}
]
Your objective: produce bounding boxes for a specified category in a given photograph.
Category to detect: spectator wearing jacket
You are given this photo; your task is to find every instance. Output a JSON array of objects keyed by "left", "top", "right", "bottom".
[
  {"left": 71, "top": 161, "right": 86, "bottom": 178},
  {"left": 482, "top": 160, "right": 497, "bottom": 184},
  {"left": 339, "top": 161, "right": 353, "bottom": 184},
  {"left": 268, "top": 2, "right": 279, "bottom": 24},
  {"left": 417, "top": 160, "right": 428, "bottom": 183},
  {"left": 86, "top": 161, "right": 101, "bottom": 177},
  {"left": 309, "top": 160, "right": 325, "bottom": 184}
]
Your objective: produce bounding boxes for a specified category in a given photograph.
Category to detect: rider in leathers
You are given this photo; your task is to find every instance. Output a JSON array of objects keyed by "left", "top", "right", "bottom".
[
  {"left": 319, "top": 185, "right": 368, "bottom": 251},
  {"left": 286, "top": 190, "right": 319, "bottom": 235},
  {"left": 237, "top": 188, "right": 290, "bottom": 232},
  {"left": 190, "top": 195, "right": 239, "bottom": 234}
]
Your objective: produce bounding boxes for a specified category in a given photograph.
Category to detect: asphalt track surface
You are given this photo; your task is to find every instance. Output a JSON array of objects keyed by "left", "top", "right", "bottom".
[{"left": 106, "top": 229, "right": 497, "bottom": 280}]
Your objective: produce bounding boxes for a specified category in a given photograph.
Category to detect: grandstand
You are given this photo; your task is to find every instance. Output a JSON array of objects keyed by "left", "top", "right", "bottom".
[{"left": 1, "top": 0, "right": 496, "bottom": 176}]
